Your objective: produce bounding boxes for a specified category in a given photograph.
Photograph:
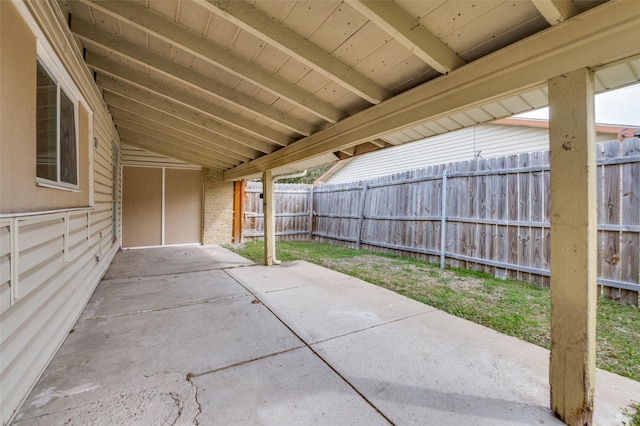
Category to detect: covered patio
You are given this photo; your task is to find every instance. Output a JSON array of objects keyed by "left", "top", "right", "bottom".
[{"left": 12, "top": 246, "right": 640, "bottom": 425}]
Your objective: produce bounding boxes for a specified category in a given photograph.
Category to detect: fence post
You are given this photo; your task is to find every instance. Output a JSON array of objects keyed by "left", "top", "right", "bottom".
[
  {"left": 356, "top": 184, "right": 369, "bottom": 250},
  {"left": 308, "top": 185, "right": 314, "bottom": 240},
  {"left": 440, "top": 167, "right": 448, "bottom": 269}
]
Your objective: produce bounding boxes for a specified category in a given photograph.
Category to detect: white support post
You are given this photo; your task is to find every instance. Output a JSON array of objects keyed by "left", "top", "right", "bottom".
[
  {"left": 262, "top": 170, "right": 274, "bottom": 266},
  {"left": 548, "top": 68, "right": 597, "bottom": 425}
]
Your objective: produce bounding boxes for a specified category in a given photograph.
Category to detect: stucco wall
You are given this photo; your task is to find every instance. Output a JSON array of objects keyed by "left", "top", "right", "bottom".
[{"left": 203, "top": 168, "right": 233, "bottom": 244}]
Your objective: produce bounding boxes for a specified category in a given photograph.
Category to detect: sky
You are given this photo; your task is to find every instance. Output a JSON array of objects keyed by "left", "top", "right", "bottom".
[{"left": 516, "top": 83, "right": 640, "bottom": 126}]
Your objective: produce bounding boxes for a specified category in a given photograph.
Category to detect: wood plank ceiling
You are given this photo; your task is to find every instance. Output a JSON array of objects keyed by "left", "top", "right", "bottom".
[{"left": 59, "top": 0, "right": 640, "bottom": 179}]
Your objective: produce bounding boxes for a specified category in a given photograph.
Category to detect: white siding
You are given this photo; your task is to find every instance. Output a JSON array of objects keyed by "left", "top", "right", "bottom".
[
  {"left": 0, "top": 2, "right": 122, "bottom": 424},
  {"left": 325, "top": 122, "right": 621, "bottom": 184},
  {"left": 326, "top": 124, "right": 550, "bottom": 184}
]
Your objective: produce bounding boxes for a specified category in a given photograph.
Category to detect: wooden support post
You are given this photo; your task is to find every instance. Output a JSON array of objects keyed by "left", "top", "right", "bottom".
[
  {"left": 232, "top": 180, "right": 245, "bottom": 243},
  {"left": 262, "top": 170, "right": 274, "bottom": 266},
  {"left": 548, "top": 68, "right": 597, "bottom": 425}
]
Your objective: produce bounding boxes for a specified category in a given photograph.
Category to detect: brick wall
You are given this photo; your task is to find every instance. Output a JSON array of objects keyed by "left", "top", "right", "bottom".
[{"left": 203, "top": 168, "right": 234, "bottom": 244}]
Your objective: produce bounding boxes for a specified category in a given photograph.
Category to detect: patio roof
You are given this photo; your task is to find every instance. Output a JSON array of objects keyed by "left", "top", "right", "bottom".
[
  {"left": 13, "top": 246, "right": 640, "bottom": 425},
  {"left": 51, "top": 0, "right": 640, "bottom": 179}
]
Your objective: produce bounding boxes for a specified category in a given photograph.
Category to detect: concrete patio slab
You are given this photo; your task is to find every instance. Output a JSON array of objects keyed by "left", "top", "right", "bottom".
[
  {"left": 226, "top": 260, "right": 360, "bottom": 293},
  {"left": 230, "top": 261, "right": 435, "bottom": 344},
  {"left": 80, "top": 269, "right": 245, "bottom": 319},
  {"left": 103, "top": 245, "right": 253, "bottom": 280},
  {"left": 13, "top": 373, "right": 199, "bottom": 426},
  {"left": 192, "top": 347, "right": 389, "bottom": 425},
  {"left": 26, "top": 297, "right": 302, "bottom": 397},
  {"left": 312, "top": 310, "right": 562, "bottom": 425},
  {"left": 13, "top": 246, "right": 640, "bottom": 425}
]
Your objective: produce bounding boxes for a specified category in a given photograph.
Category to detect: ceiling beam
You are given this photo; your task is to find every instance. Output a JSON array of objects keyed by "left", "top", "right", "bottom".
[
  {"left": 350, "top": 0, "right": 465, "bottom": 74},
  {"left": 119, "top": 134, "right": 219, "bottom": 169},
  {"left": 122, "top": 139, "right": 222, "bottom": 170},
  {"left": 369, "top": 139, "right": 389, "bottom": 148},
  {"left": 198, "top": 0, "right": 390, "bottom": 104},
  {"left": 531, "top": 0, "right": 578, "bottom": 25},
  {"left": 79, "top": 0, "right": 345, "bottom": 124},
  {"left": 71, "top": 18, "right": 312, "bottom": 136},
  {"left": 87, "top": 53, "right": 290, "bottom": 149},
  {"left": 223, "top": 0, "right": 640, "bottom": 180},
  {"left": 109, "top": 104, "right": 262, "bottom": 162},
  {"left": 117, "top": 127, "right": 235, "bottom": 169},
  {"left": 113, "top": 118, "right": 238, "bottom": 168},
  {"left": 111, "top": 113, "right": 252, "bottom": 164},
  {"left": 104, "top": 90, "right": 261, "bottom": 161}
]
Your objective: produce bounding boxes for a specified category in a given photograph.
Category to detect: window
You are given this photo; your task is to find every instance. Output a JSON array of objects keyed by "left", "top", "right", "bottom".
[{"left": 36, "top": 59, "right": 78, "bottom": 188}]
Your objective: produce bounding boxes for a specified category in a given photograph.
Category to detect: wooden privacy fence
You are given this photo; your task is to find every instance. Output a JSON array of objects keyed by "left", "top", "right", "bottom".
[
  {"left": 243, "top": 139, "right": 640, "bottom": 303},
  {"left": 243, "top": 182, "right": 312, "bottom": 241}
]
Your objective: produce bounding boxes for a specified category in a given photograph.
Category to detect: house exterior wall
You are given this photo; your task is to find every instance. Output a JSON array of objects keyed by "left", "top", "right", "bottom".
[
  {"left": 0, "top": 2, "right": 121, "bottom": 424},
  {"left": 203, "top": 168, "right": 234, "bottom": 244},
  {"left": 323, "top": 123, "right": 619, "bottom": 184}
]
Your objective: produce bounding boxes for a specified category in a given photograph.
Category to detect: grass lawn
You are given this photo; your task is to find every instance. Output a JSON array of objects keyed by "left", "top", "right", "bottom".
[{"left": 229, "top": 240, "right": 640, "bottom": 386}]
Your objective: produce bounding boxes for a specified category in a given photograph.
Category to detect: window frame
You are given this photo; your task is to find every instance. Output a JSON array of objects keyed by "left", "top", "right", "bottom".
[{"left": 35, "top": 52, "right": 80, "bottom": 191}]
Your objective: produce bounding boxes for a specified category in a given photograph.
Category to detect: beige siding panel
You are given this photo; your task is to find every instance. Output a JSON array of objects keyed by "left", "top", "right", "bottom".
[
  {"left": 68, "top": 212, "right": 89, "bottom": 238},
  {"left": 0, "top": 3, "right": 122, "bottom": 424},
  {"left": 1, "top": 243, "right": 117, "bottom": 424},
  {"left": 165, "top": 169, "right": 203, "bottom": 245},
  {"left": 18, "top": 246, "right": 65, "bottom": 301},
  {"left": 0, "top": 282, "right": 10, "bottom": 315},
  {"left": 122, "top": 167, "right": 162, "bottom": 247},
  {"left": 121, "top": 144, "right": 201, "bottom": 169},
  {"left": 0, "top": 219, "right": 10, "bottom": 313}
]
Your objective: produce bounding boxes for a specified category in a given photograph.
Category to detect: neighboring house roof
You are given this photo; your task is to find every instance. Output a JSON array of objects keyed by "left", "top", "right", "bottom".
[{"left": 316, "top": 118, "right": 638, "bottom": 184}]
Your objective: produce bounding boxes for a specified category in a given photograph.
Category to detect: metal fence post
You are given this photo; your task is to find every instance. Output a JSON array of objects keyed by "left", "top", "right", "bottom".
[
  {"left": 356, "top": 184, "right": 369, "bottom": 250},
  {"left": 308, "top": 185, "right": 314, "bottom": 240},
  {"left": 440, "top": 167, "right": 448, "bottom": 269}
]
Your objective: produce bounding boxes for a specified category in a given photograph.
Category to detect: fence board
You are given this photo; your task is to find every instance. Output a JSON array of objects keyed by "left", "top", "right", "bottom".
[
  {"left": 243, "top": 139, "right": 640, "bottom": 304},
  {"left": 619, "top": 138, "right": 640, "bottom": 304}
]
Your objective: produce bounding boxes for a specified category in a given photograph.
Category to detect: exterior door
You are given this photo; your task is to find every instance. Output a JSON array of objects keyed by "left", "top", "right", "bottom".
[{"left": 122, "top": 167, "right": 202, "bottom": 248}]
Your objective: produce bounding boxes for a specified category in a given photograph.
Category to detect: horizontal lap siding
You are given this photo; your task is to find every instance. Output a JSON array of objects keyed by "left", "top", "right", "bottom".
[
  {"left": 0, "top": 221, "right": 11, "bottom": 314},
  {"left": 0, "top": 2, "right": 122, "bottom": 423}
]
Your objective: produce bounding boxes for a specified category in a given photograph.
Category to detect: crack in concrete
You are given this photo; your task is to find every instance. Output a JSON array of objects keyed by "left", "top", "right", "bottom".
[
  {"left": 100, "top": 263, "right": 254, "bottom": 282},
  {"left": 83, "top": 294, "right": 250, "bottom": 321},
  {"left": 222, "top": 269, "right": 396, "bottom": 425},
  {"left": 309, "top": 310, "right": 435, "bottom": 345},
  {"left": 168, "top": 392, "right": 183, "bottom": 426},
  {"left": 185, "top": 373, "right": 202, "bottom": 425},
  {"left": 187, "top": 346, "right": 305, "bottom": 379}
]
